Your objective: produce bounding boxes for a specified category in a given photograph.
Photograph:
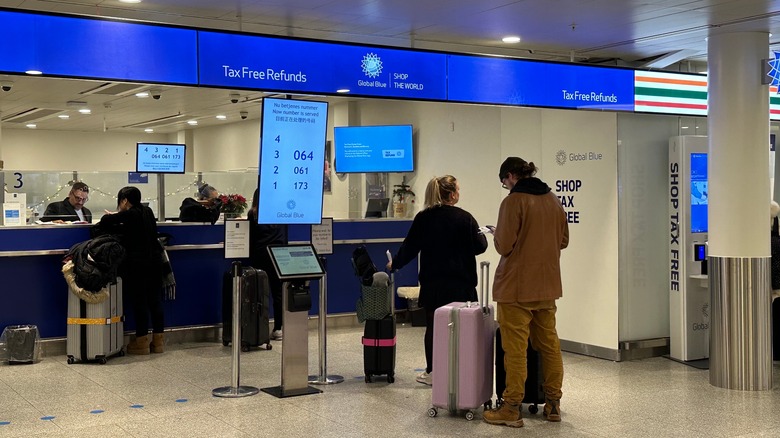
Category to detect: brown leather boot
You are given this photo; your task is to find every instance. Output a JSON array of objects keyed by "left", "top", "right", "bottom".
[
  {"left": 151, "top": 333, "right": 164, "bottom": 354},
  {"left": 127, "top": 334, "right": 150, "bottom": 355}
]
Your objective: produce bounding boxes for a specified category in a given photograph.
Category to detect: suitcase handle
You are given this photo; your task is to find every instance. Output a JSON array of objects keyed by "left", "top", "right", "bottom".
[{"left": 479, "top": 261, "right": 490, "bottom": 314}]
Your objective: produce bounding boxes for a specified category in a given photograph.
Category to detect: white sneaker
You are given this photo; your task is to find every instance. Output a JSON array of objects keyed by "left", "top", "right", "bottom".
[
  {"left": 416, "top": 371, "right": 432, "bottom": 386},
  {"left": 271, "top": 330, "right": 283, "bottom": 340}
]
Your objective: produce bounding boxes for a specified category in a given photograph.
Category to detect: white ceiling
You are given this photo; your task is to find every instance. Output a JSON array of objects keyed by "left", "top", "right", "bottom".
[{"left": 2, "top": 0, "right": 780, "bottom": 133}]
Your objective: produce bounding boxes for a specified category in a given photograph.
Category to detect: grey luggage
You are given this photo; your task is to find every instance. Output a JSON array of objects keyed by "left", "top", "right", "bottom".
[{"left": 67, "top": 278, "right": 124, "bottom": 364}]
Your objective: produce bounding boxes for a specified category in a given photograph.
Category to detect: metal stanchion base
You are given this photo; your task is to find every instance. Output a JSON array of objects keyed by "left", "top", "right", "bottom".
[
  {"left": 261, "top": 385, "right": 322, "bottom": 398},
  {"left": 212, "top": 386, "right": 260, "bottom": 398},
  {"left": 308, "top": 374, "right": 345, "bottom": 385}
]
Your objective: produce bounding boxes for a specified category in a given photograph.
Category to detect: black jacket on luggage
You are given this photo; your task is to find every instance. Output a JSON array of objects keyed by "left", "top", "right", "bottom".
[{"left": 66, "top": 235, "right": 125, "bottom": 292}]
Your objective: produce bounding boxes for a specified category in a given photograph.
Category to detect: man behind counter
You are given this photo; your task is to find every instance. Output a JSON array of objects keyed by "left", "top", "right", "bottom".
[{"left": 41, "top": 181, "right": 93, "bottom": 223}]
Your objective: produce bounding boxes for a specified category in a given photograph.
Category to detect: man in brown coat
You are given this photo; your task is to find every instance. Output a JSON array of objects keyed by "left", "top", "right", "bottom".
[{"left": 484, "top": 157, "right": 569, "bottom": 428}]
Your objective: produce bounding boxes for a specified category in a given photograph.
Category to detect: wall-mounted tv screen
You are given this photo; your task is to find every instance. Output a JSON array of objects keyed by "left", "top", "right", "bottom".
[
  {"left": 333, "top": 124, "right": 414, "bottom": 173},
  {"left": 690, "top": 152, "right": 708, "bottom": 234},
  {"left": 136, "top": 143, "right": 186, "bottom": 174}
]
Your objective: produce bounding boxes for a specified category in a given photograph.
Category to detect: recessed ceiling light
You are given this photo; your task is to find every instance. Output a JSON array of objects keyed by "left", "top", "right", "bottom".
[
  {"left": 681, "top": 126, "right": 689, "bottom": 129},
  {"left": 58, "top": 114, "right": 70, "bottom": 119},
  {"left": 144, "top": 128, "right": 154, "bottom": 133},
  {"left": 78, "top": 108, "right": 91, "bottom": 114},
  {"left": 502, "top": 36, "right": 521, "bottom": 43},
  {"left": 216, "top": 115, "right": 227, "bottom": 120},
  {"left": 119, "top": 0, "right": 142, "bottom": 3},
  {"left": 25, "top": 70, "right": 42, "bottom": 75},
  {"left": 187, "top": 120, "right": 198, "bottom": 125},
  {"left": 135, "top": 92, "right": 149, "bottom": 98},
  {"left": 336, "top": 88, "right": 350, "bottom": 93},
  {"left": 26, "top": 123, "right": 36, "bottom": 129}
]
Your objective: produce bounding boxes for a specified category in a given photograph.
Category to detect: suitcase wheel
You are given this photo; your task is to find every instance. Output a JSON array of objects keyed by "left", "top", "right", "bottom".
[
  {"left": 241, "top": 345, "right": 250, "bottom": 352},
  {"left": 528, "top": 404, "right": 538, "bottom": 414},
  {"left": 465, "top": 411, "right": 475, "bottom": 421},
  {"left": 67, "top": 356, "right": 74, "bottom": 365},
  {"left": 265, "top": 343, "right": 272, "bottom": 350},
  {"left": 386, "top": 375, "right": 394, "bottom": 383},
  {"left": 119, "top": 349, "right": 125, "bottom": 357},
  {"left": 427, "top": 407, "right": 437, "bottom": 417},
  {"left": 222, "top": 340, "right": 230, "bottom": 347},
  {"left": 365, "top": 375, "right": 372, "bottom": 383},
  {"left": 98, "top": 357, "right": 107, "bottom": 365}
]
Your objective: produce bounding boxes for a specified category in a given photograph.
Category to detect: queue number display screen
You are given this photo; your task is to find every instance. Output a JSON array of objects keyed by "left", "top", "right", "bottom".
[
  {"left": 257, "top": 97, "right": 329, "bottom": 224},
  {"left": 136, "top": 143, "right": 186, "bottom": 174}
]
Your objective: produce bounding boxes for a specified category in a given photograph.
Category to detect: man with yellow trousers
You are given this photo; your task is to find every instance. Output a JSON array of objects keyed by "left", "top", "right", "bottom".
[{"left": 483, "top": 157, "right": 569, "bottom": 428}]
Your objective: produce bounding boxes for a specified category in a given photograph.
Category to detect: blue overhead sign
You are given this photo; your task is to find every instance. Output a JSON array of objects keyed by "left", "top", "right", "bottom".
[
  {"left": 0, "top": 10, "right": 197, "bottom": 84},
  {"left": 447, "top": 54, "right": 635, "bottom": 111},
  {"left": 198, "top": 31, "right": 447, "bottom": 100}
]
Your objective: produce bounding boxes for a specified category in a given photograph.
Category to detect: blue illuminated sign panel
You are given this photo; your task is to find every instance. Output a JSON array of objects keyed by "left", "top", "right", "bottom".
[
  {"left": 447, "top": 55, "right": 635, "bottom": 110},
  {"left": 0, "top": 10, "right": 197, "bottom": 84},
  {"left": 198, "top": 32, "right": 447, "bottom": 100},
  {"left": 258, "top": 98, "right": 329, "bottom": 224}
]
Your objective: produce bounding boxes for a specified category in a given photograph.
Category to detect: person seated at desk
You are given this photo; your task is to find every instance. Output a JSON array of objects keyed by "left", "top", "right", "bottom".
[
  {"left": 40, "top": 181, "right": 92, "bottom": 223},
  {"left": 179, "top": 183, "right": 221, "bottom": 224}
]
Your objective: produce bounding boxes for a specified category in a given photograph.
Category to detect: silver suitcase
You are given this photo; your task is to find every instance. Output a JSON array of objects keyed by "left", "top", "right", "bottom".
[{"left": 67, "top": 278, "right": 124, "bottom": 364}]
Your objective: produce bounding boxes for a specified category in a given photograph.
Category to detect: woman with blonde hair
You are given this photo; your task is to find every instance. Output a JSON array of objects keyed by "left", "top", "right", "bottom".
[{"left": 387, "top": 175, "right": 487, "bottom": 385}]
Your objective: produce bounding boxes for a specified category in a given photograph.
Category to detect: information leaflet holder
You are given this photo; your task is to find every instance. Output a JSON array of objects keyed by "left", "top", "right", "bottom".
[{"left": 261, "top": 244, "right": 325, "bottom": 398}]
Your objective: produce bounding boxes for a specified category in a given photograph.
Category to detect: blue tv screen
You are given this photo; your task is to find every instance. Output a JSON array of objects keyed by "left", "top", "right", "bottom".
[
  {"left": 690, "top": 152, "right": 708, "bottom": 234},
  {"left": 334, "top": 125, "right": 414, "bottom": 173}
]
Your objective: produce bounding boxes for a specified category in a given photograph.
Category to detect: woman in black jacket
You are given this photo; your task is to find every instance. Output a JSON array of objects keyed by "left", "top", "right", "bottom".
[
  {"left": 388, "top": 175, "right": 488, "bottom": 385},
  {"left": 96, "top": 186, "right": 164, "bottom": 355}
]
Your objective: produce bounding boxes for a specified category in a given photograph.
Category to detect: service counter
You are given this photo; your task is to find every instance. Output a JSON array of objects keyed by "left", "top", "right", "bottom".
[{"left": 0, "top": 219, "right": 416, "bottom": 339}]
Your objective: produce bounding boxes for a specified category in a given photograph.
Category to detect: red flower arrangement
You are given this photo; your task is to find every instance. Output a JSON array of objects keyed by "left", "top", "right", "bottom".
[{"left": 215, "top": 193, "right": 247, "bottom": 215}]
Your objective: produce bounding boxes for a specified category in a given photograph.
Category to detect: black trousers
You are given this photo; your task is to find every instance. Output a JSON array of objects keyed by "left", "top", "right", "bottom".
[
  {"left": 424, "top": 308, "right": 435, "bottom": 373},
  {"left": 122, "top": 261, "right": 164, "bottom": 337}
]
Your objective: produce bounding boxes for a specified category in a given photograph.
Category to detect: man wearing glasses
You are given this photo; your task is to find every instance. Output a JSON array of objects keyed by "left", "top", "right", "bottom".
[{"left": 41, "top": 181, "right": 93, "bottom": 223}]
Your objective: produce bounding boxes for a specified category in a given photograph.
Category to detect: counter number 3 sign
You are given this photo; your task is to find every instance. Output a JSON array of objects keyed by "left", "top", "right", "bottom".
[{"left": 257, "top": 97, "right": 329, "bottom": 224}]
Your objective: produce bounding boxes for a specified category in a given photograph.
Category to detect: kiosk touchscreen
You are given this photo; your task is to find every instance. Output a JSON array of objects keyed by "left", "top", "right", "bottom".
[{"left": 267, "top": 244, "right": 324, "bottom": 281}]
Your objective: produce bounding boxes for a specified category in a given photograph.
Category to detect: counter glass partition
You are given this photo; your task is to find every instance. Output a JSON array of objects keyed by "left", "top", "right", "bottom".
[{"left": 2, "top": 170, "right": 258, "bottom": 225}]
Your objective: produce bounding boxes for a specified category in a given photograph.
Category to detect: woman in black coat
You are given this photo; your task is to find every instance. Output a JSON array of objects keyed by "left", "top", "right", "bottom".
[{"left": 96, "top": 186, "right": 164, "bottom": 355}]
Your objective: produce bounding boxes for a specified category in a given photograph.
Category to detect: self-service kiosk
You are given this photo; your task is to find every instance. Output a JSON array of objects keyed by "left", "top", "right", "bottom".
[
  {"left": 669, "top": 135, "right": 709, "bottom": 362},
  {"left": 261, "top": 244, "right": 325, "bottom": 398}
]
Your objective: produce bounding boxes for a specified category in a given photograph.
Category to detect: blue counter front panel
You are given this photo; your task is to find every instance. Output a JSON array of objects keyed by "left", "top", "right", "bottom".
[
  {"left": 447, "top": 54, "right": 636, "bottom": 111},
  {"left": 0, "top": 221, "right": 417, "bottom": 338},
  {"left": 0, "top": 10, "right": 198, "bottom": 84},
  {"left": 198, "top": 31, "right": 447, "bottom": 100}
]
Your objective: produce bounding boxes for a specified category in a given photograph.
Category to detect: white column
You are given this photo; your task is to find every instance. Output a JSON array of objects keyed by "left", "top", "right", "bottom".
[{"left": 707, "top": 31, "right": 772, "bottom": 390}]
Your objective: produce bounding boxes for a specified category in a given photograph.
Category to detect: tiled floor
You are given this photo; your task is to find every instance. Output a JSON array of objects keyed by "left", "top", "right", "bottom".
[{"left": 1, "top": 324, "right": 780, "bottom": 437}]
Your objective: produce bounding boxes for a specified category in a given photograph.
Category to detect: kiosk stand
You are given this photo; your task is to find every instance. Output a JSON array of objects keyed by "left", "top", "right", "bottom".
[{"left": 261, "top": 244, "right": 324, "bottom": 398}]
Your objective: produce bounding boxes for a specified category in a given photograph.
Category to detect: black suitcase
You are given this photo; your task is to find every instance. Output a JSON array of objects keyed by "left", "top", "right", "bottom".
[
  {"left": 363, "top": 315, "right": 396, "bottom": 383},
  {"left": 495, "top": 327, "right": 545, "bottom": 413},
  {"left": 222, "top": 267, "right": 272, "bottom": 351}
]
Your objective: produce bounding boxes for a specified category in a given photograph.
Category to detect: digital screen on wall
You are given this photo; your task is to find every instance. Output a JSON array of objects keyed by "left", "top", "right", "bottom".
[
  {"left": 136, "top": 143, "right": 186, "bottom": 173},
  {"left": 257, "top": 97, "right": 329, "bottom": 224},
  {"left": 333, "top": 125, "right": 414, "bottom": 173},
  {"left": 690, "top": 153, "right": 708, "bottom": 234}
]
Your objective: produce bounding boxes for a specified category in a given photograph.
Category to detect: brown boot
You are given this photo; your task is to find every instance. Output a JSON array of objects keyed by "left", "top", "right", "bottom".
[
  {"left": 151, "top": 333, "right": 165, "bottom": 354},
  {"left": 127, "top": 334, "right": 150, "bottom": 355}
]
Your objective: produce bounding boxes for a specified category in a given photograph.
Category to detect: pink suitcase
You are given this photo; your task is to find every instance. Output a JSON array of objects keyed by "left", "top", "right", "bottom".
[{"left": 428, "top": 261, "right": 494, "bottom": 421}]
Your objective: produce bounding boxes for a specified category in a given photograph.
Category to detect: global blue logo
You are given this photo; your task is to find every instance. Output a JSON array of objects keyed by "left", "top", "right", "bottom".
[
  {"left": 287, "top": 200, "right": 296, "bottom": 210},
  {"left": 555, "top": 150, "right": 567, "bottom": 166},
  {"left": 767, "top": 51, "right": 780, "bottom": 92},
  {"left": 361, "top": 53, "right": 383, "bottom": 78}
]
